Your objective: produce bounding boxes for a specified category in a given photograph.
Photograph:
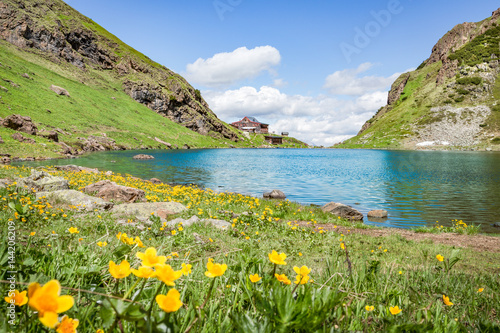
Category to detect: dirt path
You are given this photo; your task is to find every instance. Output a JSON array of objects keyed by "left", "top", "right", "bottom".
[{"left": 295, "top": 221, "right": 500, "bottom": 253}]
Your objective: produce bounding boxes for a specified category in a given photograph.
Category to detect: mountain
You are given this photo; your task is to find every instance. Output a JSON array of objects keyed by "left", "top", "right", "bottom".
[
  {"left": 0, "top": 0, "right": 248, "bottom": 159},
  {"left": 338, "top": 8, "right": 500, "bottom": 150}
]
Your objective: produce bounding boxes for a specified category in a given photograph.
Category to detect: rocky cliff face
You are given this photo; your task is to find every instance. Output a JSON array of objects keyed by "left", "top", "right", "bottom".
[
  {"left": 343, "top": 8, "right": 500, "bottom": 150},
  {"left": 0, "top": 0, "right": 238, "bottom": 141}
]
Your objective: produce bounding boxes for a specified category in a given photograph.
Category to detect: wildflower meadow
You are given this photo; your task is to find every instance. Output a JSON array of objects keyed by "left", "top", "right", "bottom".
[{"left": 0, "top": 165, "right": 499, "bottom": 332}]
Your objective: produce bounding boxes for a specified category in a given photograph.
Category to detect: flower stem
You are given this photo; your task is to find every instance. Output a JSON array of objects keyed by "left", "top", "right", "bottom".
[{"left": 122, "top": 277, "right": 141, "bottom": 300}]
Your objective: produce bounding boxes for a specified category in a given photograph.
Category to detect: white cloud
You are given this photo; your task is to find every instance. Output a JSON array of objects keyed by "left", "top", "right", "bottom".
[
  {"left": 323, "top": 62, "right": 401, "bottom": 96},
  {"left": 185, "top": 46, "right": 281, "bottom": 87},
  {"left": 272, "top": 78, "right": 287, "bottom": 88},
  {"left": 204, "top": 85, "right": 389, "bottom": 146}
]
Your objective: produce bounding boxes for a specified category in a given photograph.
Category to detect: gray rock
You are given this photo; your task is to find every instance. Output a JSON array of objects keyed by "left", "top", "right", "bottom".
[
  {"left": 263, "top": 189, "right": 286, "bottom": 199},
  {"left": 133, "top": 154, "right": 154, "bottom": 160},
  {"left": 36, "top": 190, "right": 113, "bottom": 211},
  {"left": 50, "top": 85, "right": 70, "bottom": 96},
  {"left": 322, "top": 202, "right": 363, "bottom": 221},
  {"left": 154, "top": 137, "right": 172, "bottom": 148},
  {"left": 203, "top": 219, "right": 232, "bottom": 230},
  {"left": 16, "top": 169, "right": 69, "bottom": 191},
  {"left": 111, "top": 201, "right": 187, "bottom": 220},
  {"left": 486, "top": 147, "right": 492, "bottom": 151},
  {"left": 11, "top": 132, "right": 36, "bottom": 144},
  {"left": 493, "top": 222, "right": 500, "bottom": 228},
  {"left": 54, "top": 165, "right": 99, "bottom": 174},
  {"left": 166, "top": 215, "right": 200, "bottom": 228},
  {"left": 0, "top": 157, "right": 10, "bottom": 164},
  {"left": 367, "top": 209, "right": 388, "bottom": 218}
]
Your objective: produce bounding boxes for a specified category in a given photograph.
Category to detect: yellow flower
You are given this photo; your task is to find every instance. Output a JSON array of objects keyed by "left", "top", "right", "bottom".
[
  {"left": 96, "top": 330, "right": 104, "bottom": 333},
  {"left": 389, "top": 306, "right": 402, "bottom": 315},
  {"left": 68, "top": 227, "right": 79, "bottom": 234},
  {"left": 154, "top": 264, "right": 183, "bottom": 286},
  {"left": 134, "top": 236, "right": 145, "bottom": 248},
  {"left": 268, "top": 250, "right": 287, "bottom": 265},
  {"left": 399, "top": 271, "right": 403, "bottom": 275},
  {"left": 56, "top": 315, "right": 79, "bottom": 333},
  {"left": 249, "top": 274, "right": 262, "bottom": 283},
  {"left": 298, "top": 252, "right": 303, "bottom": 256},
  {"left": 181, "top": 263, "right": 192, "bottom": 276},
  {"left": 365, "top": 305, "right": 374, "bottom": 312},
  {"left": 436, "top": 254, "right": 444, "bottom": 262},
  {"left": 28, "top": 280, "right": 74, "bottom": 328},
  {"left": 109, "top": 260, "right": 131, "bottom": 279},
  {"left": 293, "top": 265, "right": 311, "bottom": 277},
  {"left": 477, "top": 288, "right": 484, "bottom": 293},
  {"left": 294, "top": 274, "right": 310, "bottom": 285},
  {"left": 171, "top": 230, "right": 177, "bottom": 235},
  {"left": 30, "top": 232, "right": 36, "bottom": 236},
  {"left": 156, "top": 288, "right": 182, "bottom": 313},
  {"left": 340, "top": 242, "right": 345, "bottom": 250},
  {"left": 4, "top": 290, "right": 28, "bottom": 306},
  {"left": 443, "top": 295, "right": 453, "bottom": 306},
  {"left": 275, "top": 273, "right": 291, "bottom": 285},
  {"left": 136, "top": 247, "right": 167, "bottom": 267},
  {"left": 97, "top": 241, "right": 107, "bottom": 247},
  {"left": 209, "top": 238, "right": 214, "bottom": 242},
  {"left": 131, "top": 266, "right": 156, "bottom": 279},
  {"left": 205, "top": 260, "right": 228, "bottom": 278},
  {"left": 171, "top": 252, "right": 179, "bottom": 258},
  {"left": 178, "top": 227, "right": 184, "bottom": 231}
]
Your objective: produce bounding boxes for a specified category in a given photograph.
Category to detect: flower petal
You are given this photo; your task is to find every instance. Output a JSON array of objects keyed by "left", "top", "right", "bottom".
[
  {"left": 56, "top": 295, "right": 74, "bottom": 313},
  {"left": 39, "top": 311, "right": 59, "bottom": 328}
]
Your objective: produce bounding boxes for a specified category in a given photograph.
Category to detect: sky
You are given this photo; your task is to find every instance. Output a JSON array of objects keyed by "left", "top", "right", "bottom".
[{"left": 64, "top": 0, "right": 500, "bottom": 146}]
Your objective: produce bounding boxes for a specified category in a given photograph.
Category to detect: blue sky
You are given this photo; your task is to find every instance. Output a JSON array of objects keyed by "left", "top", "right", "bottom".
[{"left": 65, "top": 0, "right": 500, "bottom": 145}]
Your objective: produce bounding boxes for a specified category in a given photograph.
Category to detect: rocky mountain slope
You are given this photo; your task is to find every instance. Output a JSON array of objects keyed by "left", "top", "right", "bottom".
[
  {"left": 339, "top": 8, "right": 500, "bottom": 150},
  {"left": 0, "top": 0, "right": 244, "bottom": 159}
]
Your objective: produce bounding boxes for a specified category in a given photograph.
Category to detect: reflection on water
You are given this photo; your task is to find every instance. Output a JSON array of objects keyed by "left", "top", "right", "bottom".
[{"left": 16, "top": 149, "right": 500, "bottom": 232}]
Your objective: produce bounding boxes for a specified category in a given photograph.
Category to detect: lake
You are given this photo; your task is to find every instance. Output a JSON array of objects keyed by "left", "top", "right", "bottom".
[{"left": 15, "top": 148, "right": 500, "bottom": 232}]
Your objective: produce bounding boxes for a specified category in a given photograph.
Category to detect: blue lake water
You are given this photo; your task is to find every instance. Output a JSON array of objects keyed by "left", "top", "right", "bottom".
[{"left": 16, "top": 149, "right": 500, "bottom": 232}]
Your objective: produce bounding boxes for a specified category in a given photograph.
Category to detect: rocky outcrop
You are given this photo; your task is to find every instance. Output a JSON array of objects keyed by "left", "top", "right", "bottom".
[
  {"left": 123, "top": 80, "right": 238, "bottom": 140},
  {"left": 79, "top": 135, "right": 122, "bottom": 152},
  {"left": 263, "top": 190, "right": 286, "bottom": 200},
  {"left": 2, "top": 114, "right": 37, "bottom": 135},
  {"left": 387, "top": 74, "right": 410, "bottom": 105},
  {"left": 0, "top": 0, "right": 238, "bottom": 142},
  {"left": 11, "top": 132, "right": 35, "bottom": 144},
  {"left": 83, "top": 180, "right": 146, "bottom": 203},
  {"left": 35, "top": 189, "right": 113, "bottom": 211},
  {"left": 39, "top": 130, "right": 58, "bottom": 142},
  {"left": 321, "top": 202, "right": 363, "bottom": 221},
  {"left": 427, "top": 8, "right": 500, "bottom": 84}
]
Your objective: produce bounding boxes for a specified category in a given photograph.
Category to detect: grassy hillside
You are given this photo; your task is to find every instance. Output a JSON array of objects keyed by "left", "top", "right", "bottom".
[
  {"left": 338, "top": 12, "right": 500, "bottom": 150},
  {"left": 0, "top": 41, "right": 307, "bottom": 158}
]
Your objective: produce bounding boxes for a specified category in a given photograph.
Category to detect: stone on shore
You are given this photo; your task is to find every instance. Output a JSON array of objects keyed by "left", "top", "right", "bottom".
[
  {"left": 111, "top": 201, "right": 187, "bottom": 220},
  {"left": 36, "top": 190, "right": 114, "bottom": 211},
  {"left": 54, "top": 165, "right": 99, "bottom": 174},
  {"left": 367, "top": 209, "right": 388, "bottom": 218},
  {"left": 263, "top": 189, "right": 286, "bottom": 199},
  {"left": 83, "top": 180, "right": 145, "bottom": 203},
  {"left": 322, "top": 202, "right": 363, "bottom": 221}
]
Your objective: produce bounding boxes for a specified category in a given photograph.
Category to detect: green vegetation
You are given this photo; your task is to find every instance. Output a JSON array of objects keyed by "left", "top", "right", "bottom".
[
  {"left": 456, "top": 77, "right": 483, "bottom": 86},
  {"left": 448, "top": 25, "right": 500, "bottom": 66},
  {"left": 1, "top": 165, "right": 499, "bottom": 332},
  {"left": 0, "top": 41, "right": 307, "bottom": 158}
]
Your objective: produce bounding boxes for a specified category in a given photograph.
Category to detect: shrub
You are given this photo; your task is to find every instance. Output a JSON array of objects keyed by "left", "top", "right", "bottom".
[{"left": 456, "top": 77, "right": 482, "bottom": 85}]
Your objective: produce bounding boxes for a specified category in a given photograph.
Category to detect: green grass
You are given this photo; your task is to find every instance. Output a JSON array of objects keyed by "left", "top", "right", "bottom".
[
  {"left": 448, "top": 25, "right": 500, "bottom": 66},
  {"left": 0, "top": 42, "right": 307, "bottom": 158},
  {"left": 0, "top": 165, "right": 499, "bottom": 332}
]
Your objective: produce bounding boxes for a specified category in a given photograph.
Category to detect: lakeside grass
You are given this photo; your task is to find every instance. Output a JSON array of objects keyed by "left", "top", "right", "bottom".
[{"left": 0, "top": 165, "right": 499, "bottom": 332}]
